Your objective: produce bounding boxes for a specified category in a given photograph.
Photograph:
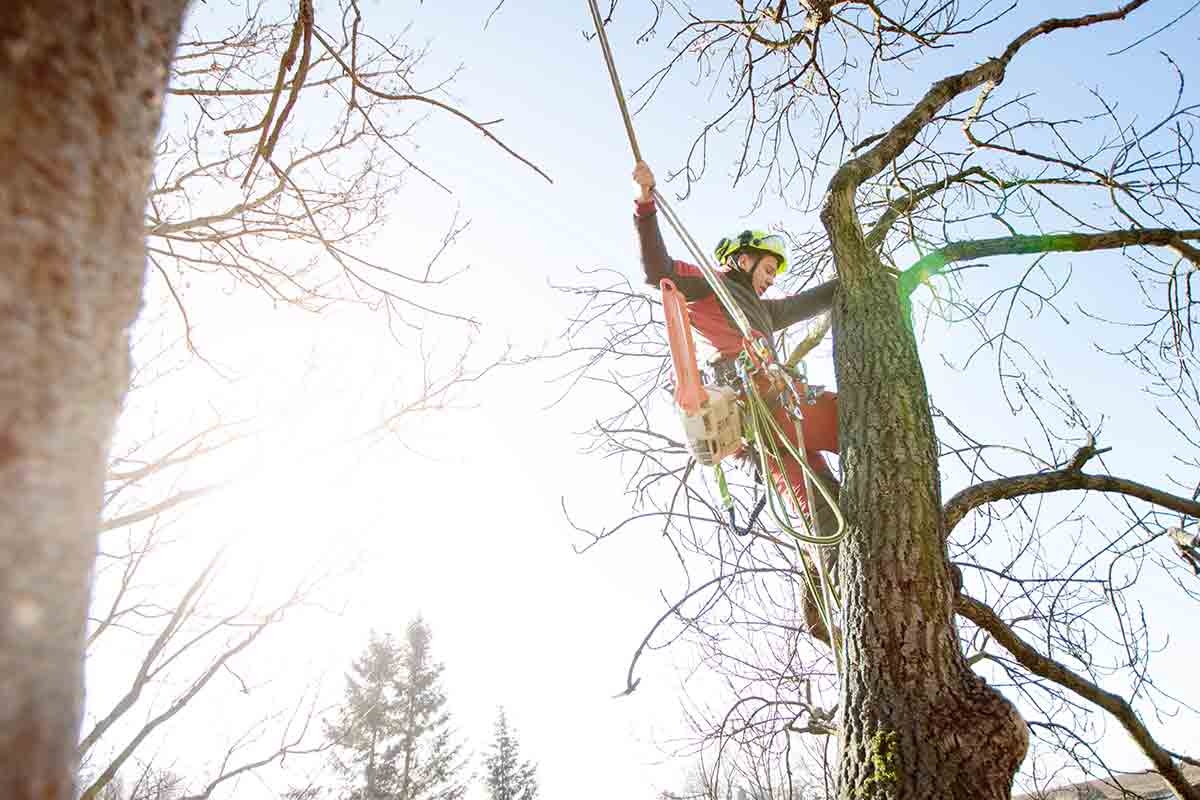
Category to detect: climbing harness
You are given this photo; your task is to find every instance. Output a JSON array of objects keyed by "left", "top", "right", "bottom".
[{"left": 585, "top": 0, "right": 845, "bottom": 662}]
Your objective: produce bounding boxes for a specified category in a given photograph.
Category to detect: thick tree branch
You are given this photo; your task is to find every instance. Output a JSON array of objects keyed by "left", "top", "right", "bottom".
[
  {"left": 100, "top": 485, "right": 224, "bottom": 533},
  {"left": 956, "top": 594, "right": 1199, "bottom": 800},
  {"left": 78, "top": 552, "right": 223, "bottom": 756},
  {"left": 78, "top": 612, "right": 280, "bottom": 800},
  {"left": 830, "top": 1, "right": 1150, "bottom": 195},
  {"left": 107, "top": 422, "right": 238, "bottom": 484},
  {"left": 944, "top": 443, "right": 1200, "bottom": 534},
  {"left": 243, "top": 0, "right": 313, "bottom": 187},
  {"left": 147, "top": 137, "right": 348, "bottom": 237},
  {"left": 914, "top": 227, "right": 1200, "bottom": 279}
]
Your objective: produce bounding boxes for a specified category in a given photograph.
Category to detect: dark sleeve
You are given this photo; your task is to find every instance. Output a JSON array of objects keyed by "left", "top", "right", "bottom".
[
  {"left": 762, "top": 279, "right": 838, "bottom": 331},
  {"left": 635, "top": 200, "right": 712, "bottom": 301}
]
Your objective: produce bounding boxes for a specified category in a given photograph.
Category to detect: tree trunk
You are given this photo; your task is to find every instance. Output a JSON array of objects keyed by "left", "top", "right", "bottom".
[
  {"left": 0, "top": 3, "right": 189, "bottom": 798},
  {"left": 821, "top": 185, "right": 1029, "bottom": 799}
]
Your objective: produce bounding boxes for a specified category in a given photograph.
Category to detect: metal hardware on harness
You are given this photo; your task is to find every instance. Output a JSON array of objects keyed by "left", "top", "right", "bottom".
[
  {"left": 711, "top": 355, "right": 822, "bottom": 411},
  {"left": 706, "top": 358, "right": 743, "bottom": 393}
]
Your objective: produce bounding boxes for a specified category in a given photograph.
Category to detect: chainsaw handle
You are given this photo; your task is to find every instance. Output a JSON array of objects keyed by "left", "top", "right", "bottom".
[{"left": 661, "top": 279, "right": 707, "bottom": 415}]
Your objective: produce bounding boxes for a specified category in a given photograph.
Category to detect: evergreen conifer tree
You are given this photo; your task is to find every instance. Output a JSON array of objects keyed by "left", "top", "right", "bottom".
[
  {"left": 391, "top": 619, "right": 467, "bottom": 800},
  {"left": 482, "top": 709, "right": 538, "bottom": 800},
  {"left": 304, "top": 619, "right": 466, "bottom": 800},
  {"left": 324, "top": 633, "right": 403, "bottom": 799}
]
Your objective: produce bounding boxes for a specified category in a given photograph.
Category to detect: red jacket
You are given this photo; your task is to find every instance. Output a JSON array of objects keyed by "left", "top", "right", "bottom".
[
  {"left": 635, "top": 197, "right": 836, "bottom": 361},
  {"left": 634, "top": 198, "right": 841, "bottom": 499}
]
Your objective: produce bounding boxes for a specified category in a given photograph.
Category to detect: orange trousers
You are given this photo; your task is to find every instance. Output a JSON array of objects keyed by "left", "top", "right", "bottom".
[{"left": 755, "top": 387, "right": 839, "bottom": 518}]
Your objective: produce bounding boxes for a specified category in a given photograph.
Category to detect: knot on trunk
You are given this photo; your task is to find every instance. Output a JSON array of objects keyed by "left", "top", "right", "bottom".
[{"left": 902, "top": 671, "right": 1029, "bottom": 799}]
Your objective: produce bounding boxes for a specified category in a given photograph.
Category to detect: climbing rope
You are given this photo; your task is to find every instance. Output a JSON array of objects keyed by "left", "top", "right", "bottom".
[
  {"left": 740, "top": 356, "right": 845, "bottom": 670},
  {"left": 584, "top": 0, "right": 846, "bottom": 663},
  {"left": 741, "top": 375, "right": 844, "bottom": 546},
  {"left": 583, "top": 0, "right": 755, "bottom": 342}
]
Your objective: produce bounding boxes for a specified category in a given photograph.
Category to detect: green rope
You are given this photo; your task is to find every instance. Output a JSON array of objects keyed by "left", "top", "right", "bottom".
[
  {"left": 740, "top": 360, "right": 846, "bottom": 672},
  {"left": 741, "top": 368, "right": 845, "bottom": 547},
  {"left": 714, "top": 462, "right": 734, "bottom": 513}
]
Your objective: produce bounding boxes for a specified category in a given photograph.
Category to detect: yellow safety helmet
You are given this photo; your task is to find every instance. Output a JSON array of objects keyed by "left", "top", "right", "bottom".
[{"left": 713, "top": 229, "right": 788, "bottom": 274}]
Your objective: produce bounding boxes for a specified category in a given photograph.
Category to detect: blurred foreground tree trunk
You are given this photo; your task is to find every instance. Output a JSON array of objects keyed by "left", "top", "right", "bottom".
[{"left": 0, "top": 3, "right": 190, "bottom": 798}]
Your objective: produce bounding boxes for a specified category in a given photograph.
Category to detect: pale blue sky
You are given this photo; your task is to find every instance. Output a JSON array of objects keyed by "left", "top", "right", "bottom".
[{"left": 87, "top": 2, "right": 1200, "bottom": 799}]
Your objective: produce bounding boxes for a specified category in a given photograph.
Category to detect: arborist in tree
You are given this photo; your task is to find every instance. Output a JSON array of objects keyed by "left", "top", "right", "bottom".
[{"left": 632, "top": 160, "right": 842, "bottom": 541}]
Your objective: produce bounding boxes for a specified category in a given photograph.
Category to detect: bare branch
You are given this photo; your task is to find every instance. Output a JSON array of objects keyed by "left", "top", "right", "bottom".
[
  {"left": 944, "top": 443, "right": 1200, "bottom": 534},
  {"left": 309, "top": 26, "right": 551, "bottom": 184},
  {"left": 100, "top": 484, "right": 224, "bottom": 533},
  {"left": 831, "top": 1, "right": 1152, "bottom": 195},
  {"left": 956, "top": 593, "right": 1199, "bottom": 800}
]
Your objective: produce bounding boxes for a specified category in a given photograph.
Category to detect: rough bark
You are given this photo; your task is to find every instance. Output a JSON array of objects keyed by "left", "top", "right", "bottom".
[
  {"left": 811, "top": 7, "right": 1161, "bottom": 795},
  {"left": 0, "top": 3, "right": 189, "bottom": 798},
  {"left": 823, "top": 184, "right": 1028, "bottom": 798}
]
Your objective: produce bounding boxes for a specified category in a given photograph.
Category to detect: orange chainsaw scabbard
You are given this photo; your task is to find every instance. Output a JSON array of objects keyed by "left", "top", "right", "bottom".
[{"left": 661, "top": 279, "right": 706, "bottom": 414}]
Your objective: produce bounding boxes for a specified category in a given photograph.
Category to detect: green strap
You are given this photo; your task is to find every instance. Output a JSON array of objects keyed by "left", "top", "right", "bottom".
[{"left": 714, "top": 463, "right": 734, "bottom": 511}]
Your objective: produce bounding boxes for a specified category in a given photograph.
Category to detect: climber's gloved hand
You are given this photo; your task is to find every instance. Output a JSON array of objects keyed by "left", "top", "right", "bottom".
[{"left": 633, "top": 161, "right": 655, "bottom": 204}]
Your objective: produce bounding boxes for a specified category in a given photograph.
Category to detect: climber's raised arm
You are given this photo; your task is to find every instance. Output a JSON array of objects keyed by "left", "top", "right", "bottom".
[{"left": 632, "top": 161, "right": 712, "bottom": 300}]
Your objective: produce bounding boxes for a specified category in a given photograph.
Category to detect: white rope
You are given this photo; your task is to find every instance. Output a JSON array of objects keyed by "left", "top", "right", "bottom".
[{"left": 584, "top": 0, "right": 754, "bottom": 342}]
